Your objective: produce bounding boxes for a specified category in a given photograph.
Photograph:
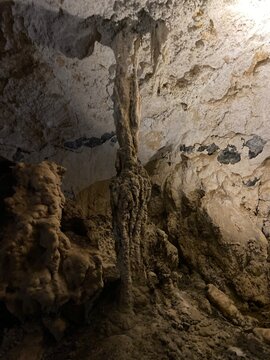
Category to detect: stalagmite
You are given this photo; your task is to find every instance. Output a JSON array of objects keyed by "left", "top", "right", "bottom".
[
  {"left": 0, "top": 161, "right": 106, "bottom": 322},
  {"left": 110, "top": 28, "right": 151, "bottom": 309}
]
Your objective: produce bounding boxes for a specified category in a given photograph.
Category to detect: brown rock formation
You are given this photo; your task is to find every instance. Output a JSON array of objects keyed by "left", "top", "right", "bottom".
[
  {"left": 110, "top": 28, "right": 151, "bottom": 309},
  {"left": 0, "top": 161, "right": 104, "bottom": 321}
]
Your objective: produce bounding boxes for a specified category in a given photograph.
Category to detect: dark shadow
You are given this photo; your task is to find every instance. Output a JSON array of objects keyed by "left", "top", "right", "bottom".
[{"left": 0, "top": 156, "right": 16, "bottom": 229}]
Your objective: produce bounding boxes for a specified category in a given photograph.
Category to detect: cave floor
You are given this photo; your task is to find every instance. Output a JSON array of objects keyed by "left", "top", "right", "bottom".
[{"left": 1, "top": 268, "right": 270, "bottom": 360}]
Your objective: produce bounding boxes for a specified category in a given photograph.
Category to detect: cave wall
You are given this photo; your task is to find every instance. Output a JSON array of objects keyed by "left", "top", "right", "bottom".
[
  {"left": 1, "top": 0, "right": 270, "bottom": 193},
  {"left": 1, "top": 1, "right": 270, "bottom": 274}
]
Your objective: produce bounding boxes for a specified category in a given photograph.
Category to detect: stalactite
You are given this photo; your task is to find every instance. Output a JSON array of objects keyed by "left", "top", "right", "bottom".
[{"left": 110, "top": 28, "right": 151, "bottom": 309}]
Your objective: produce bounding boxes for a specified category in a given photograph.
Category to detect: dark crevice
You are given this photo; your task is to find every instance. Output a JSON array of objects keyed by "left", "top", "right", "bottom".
[{"left": 0, "top": 157, "right": 16, "bottom": 229}]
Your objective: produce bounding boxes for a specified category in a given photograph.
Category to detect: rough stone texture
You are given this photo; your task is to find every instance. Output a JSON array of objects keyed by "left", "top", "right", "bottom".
[
  {"left": 0, "top": 161, "right": 107, "bottom": 322},
  {"left": 2, "top": 0, "right": 270, "bottom": 252},
  {"left": 206, "top": 284, "right": 245, "bottom": 326},
  {"left": 76, "top": 179, "right": 111, "bottom": 218},
  {"left": 109, "top": 26, "right": 152, "bottom": 308},
  {"left": 3, "top": 266, "right": 270, "bottom": 360},
  {"left": 1, "top": 0, "right": 269, "bottom": 227},
  {"left": 0, "top": 0, "right": 117, "bottom": 195},
  {"left": 0, "top": 160, "right": 270, "bottom": 358},
  {"left": 147, "top": 154, "right": 270, "bottom": 305},
  {"left": 253, "top": 328, "right": 270, "bottom": 345},
  {"left": 2, "top": 0, "right": 270, "bottom": 358},
  {"left": 0, "top": 0, "right": 270, "bottom": 182}
]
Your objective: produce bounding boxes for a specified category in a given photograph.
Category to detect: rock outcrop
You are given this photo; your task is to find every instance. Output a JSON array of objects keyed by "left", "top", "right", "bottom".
[
  {"left": 0, "top": 161, "right": 107, "bottom": 322},
  {"left": 147, "top": 154, "right": 270, "bottom": 305}
]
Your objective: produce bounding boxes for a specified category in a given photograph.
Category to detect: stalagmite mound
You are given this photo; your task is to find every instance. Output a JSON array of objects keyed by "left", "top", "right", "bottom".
[{"left": 0, "top": 161, "right": 118, "bottom": 329}]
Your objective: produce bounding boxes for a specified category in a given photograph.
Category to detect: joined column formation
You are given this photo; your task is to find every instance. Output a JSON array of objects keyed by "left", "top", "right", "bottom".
[{"left": 110, "top": 27, "right": 151, "bottom": 309}]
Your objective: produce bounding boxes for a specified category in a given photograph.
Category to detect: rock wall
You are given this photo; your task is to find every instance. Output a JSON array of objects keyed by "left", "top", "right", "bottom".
[
  {"left": 1, "top": 0, "right": 270, "bottom": 303},
  {"left": 1, "top": 0, "right": 270, "bottom": 208},
  {"left": 0, "top": 0, "right": 117, "bottom": 195},
  {"left": 147, "top": 156, "right": 270, "bottom": 304}
]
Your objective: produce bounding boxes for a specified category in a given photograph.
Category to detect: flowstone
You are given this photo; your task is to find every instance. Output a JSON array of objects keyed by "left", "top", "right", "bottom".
[{"left": 0, "top": 161, "right": 106, "bottom": 322}]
